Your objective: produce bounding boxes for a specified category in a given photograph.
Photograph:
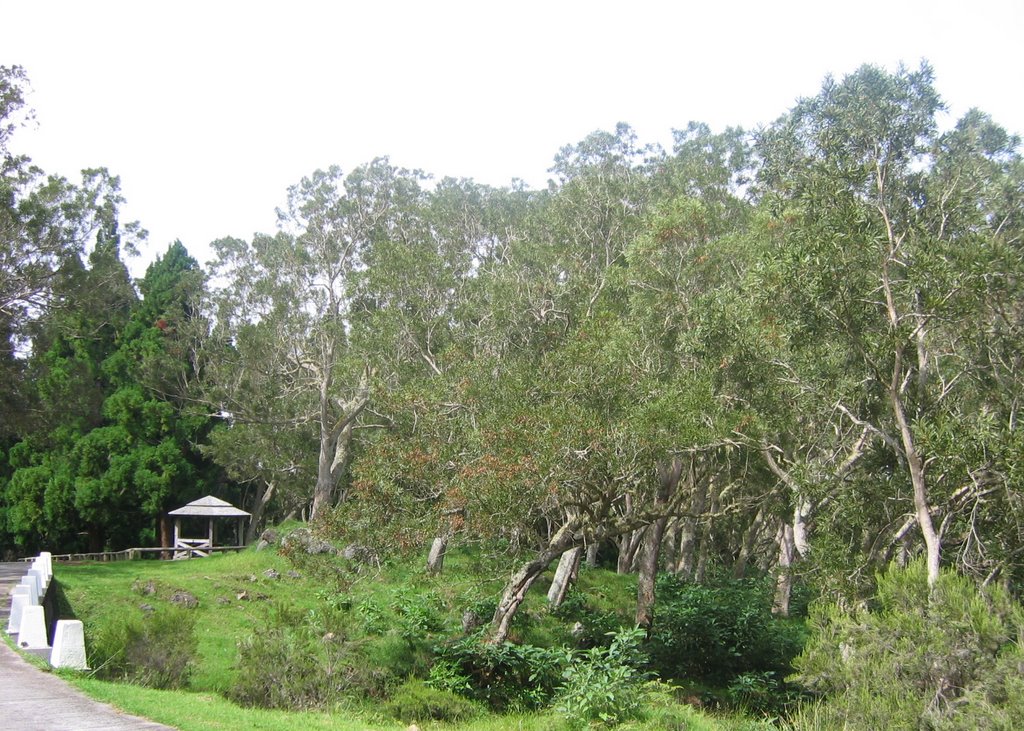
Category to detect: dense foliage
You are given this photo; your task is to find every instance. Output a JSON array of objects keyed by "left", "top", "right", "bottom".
[
  {"left": 647, "top": 574, "right": 806, "bottom": 685},
  {"left": 791, "top": 562, "right": 1024, "bottom": 729}
]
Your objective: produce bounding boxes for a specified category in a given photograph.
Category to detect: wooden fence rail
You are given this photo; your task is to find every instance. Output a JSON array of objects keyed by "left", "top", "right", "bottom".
[{"left": 21, "top": 545, "right": 247, "bottom": 563}]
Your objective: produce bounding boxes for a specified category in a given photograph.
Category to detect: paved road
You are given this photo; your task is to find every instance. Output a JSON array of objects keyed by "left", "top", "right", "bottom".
[
  {"left": 0, "top": 561, "right": 27, "bottom": 627},
  {"left": 2, "top": 562, "right": 178, "bottom": 730}
]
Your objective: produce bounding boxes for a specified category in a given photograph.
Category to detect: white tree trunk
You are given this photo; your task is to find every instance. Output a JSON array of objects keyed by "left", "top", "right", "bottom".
[
  {"left": 617, "top": 528, "right": 643, "bottom": 574},
  {"left": 772, "top": 521, "right": 796, "bottom": 616},
  {"left": 311, "top": 366, "right": 372, "bottom": 521},
  {"left": 426, "top": 534, "right": 449, "bottom": 575},
  {"left": 547, "top": 546, "right": 582, "bottom": 607}
]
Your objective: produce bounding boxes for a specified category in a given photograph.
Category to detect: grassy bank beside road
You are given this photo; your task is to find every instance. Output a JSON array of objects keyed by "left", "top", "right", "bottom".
[{"left": 56, "top": 545, "right": 779, "bottom": 731}]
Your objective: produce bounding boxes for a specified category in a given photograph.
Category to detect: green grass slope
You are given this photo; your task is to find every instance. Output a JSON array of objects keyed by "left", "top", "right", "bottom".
[{"left": 53, "top": 544, "right": 775, "bottom": 731}]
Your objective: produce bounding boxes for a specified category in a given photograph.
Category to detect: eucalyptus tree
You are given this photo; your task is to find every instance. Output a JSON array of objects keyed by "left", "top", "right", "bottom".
[
  {"left": 753, "top": 63, "right": 1024, "bottom": 589},
  {"left": 543, "top": 123, "right": 662, "bottom": 320},
  {"left": 472, "top": 208, "right": 751, "bottom": 635},
  {"left": 1, "top": 67, "right": 145, "bottom": 436},
  {"left": 621, "top": 191, "right": 765, "bottom": 619},
  {"left": 205, "top": 160, "right": 426, "bottom": 520},
  {"left": 340, "top": 128, "right": 671, "bottom": 633},
  {"left": 1, "top": 65, "right": 145, "bottom": 355},
  {"left": 466, "top": 123, "right": 771, "bottom": 635},
  {"left": 346, "top": 176, "right": 516, "bottom": 568},
  {"left": 0, "top": 64, "right": 52, "bottom": 341}
]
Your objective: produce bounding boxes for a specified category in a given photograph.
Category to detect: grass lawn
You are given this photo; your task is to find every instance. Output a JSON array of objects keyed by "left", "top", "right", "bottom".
[{"left": 55, "top": 550, "right": 306, "bottom": 693}]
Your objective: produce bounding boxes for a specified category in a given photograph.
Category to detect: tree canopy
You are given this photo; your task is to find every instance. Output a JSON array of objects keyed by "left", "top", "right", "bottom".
[{"left": 1, "top": 62, "right": 1021, "bottom": 630}]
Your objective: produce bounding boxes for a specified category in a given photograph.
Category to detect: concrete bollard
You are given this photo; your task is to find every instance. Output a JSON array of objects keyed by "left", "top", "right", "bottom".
[
  {"left": 17, "top": 605, "right": 49, "bottom": 650},
  {"left": 31, "top": 559, "right": 48, "bottom": 589},
  {"left": 14, "top": 582, "right": 37, "bottom": 605},
  {"left": 6, "top": 587, "right": 33, "bottom": 634},
  {"left": 39, "top": 551, "right": 53, "bottom": 582},
  {"left": 50, "top": 620, "right": 88, "bottom": 670},
  {"left": 18, "top": 572, "right": 41, "bottom": 603},
  {"left": 29, "top": 566, "right": 47, "bottom": 592}
]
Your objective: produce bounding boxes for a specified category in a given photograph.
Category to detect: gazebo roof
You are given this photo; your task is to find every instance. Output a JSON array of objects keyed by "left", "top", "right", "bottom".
[{"left": 168, "top": 495, "right": 251, "bottom": 518}]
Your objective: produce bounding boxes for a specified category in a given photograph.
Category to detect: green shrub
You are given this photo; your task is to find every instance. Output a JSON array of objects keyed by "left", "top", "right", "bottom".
[
  {"left": 355, "top": 589, "right": 444, "bottom": 638},
  {"left": 389, "top": 588, "right": 445, "bottom": 638},
  {"left": 725, "top": 670, "right": 800, "bottom": 715},
  {"left": 556, "top": 627, "right": 648, "bottom": 730},
  {"left": 432, "top": 634, "right": 564, "bottom": 711},
  {"left": 941, "top": 641, "right": 1024, "bottom": 730},
  {"left": 89, "top": 605, "right": 197, "bottom": 689},
  {"left": 427, "top": 657, "right": 473, "bottom": 695},
  {"left": 463, "top": 596, "right": 497, "bottom": 624},
  {"left": 230, "top": 603, "right": 393, "bottom": 710},
  {"left": 647, "top": 574, "right": 805, "bottom": 685},
  {"left": 231, "top": 624, "right": 351, "bottom": 709},
  {"left": 355, "top": 597, "right": 388, "bottom": 634},
  {"left": 790, "top": 560, "right": 1024, "bottom": 730},
  {"left": 549, "top": 587, "right": 590, "bottom": 619},
  {"left": 385, "top": 679, "right": 483, "bottom": 723}
]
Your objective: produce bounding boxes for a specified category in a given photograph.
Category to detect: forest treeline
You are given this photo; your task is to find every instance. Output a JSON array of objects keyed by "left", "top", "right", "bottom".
[{"left": 2, "top": 61, "right": 1022, "bottom": 637}]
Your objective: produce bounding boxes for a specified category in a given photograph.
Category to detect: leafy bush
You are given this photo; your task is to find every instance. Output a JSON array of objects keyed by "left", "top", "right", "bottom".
[
  {"left": 89, "top": 605, "right": 197, "bottom": 689},
  {"left": 427, "top": 657, "right": 473, "bottom": 695},
  {"left": 725, "top": 670, "right": 800, "bottom": 715},
  {"left": 549, "top": 586, "right": 590, "bottom": 618},
  {"left": 556, "top": 627, "right": 648, "bottom": 729},
  {"left": 355, "top": 597, "right": 388, "bottom": 634},
  {"left": 230, "top": 603, "right": 391, "bottom": 709},
  {"left": 385, "top": 679, "right": 483, "bottom": 723},
  {"left": 647, "top": 574, "right": 805, "bottom": 684},
  {"left": 432, "top": 634, "right": 564, "bottom": 711},
  {"left": 941, "top": 641, "right": 1024, "bottom": 730},
  {"left": 463, "top": 595, "right": 497, "bottom": 624},
  {"left": 231, "top": 625, "right": 351, "bottom": 709},
  {"left": 790, "top": 560, "right": 1024, "bottom": 730},
  {"left": 389, "top": 588, "right": 445, "bottom": 638},
  {"left": 357, "top": 589, "right": 444, "bottom": 641}
]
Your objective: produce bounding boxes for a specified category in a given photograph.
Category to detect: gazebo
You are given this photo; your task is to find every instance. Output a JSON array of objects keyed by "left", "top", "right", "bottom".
[{"left": 167, "top": 495, "right": 251, "bottom": 559}]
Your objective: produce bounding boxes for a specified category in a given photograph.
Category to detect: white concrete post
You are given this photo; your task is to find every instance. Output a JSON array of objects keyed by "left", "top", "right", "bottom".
[
  {"left": 31, "top": 555, "right": 51, "bottom": 588},
  {"left": 6, "top": 587, "right": 33, "bottom": 634},
  {"left": 29, "top": 567, "right": 47, "bottom": 593},
  {"left": 50, "top": 620, "right": 88, "bottom": 670},
  {"left": 14, "top": 581, "right": 37, "bottom": 605},
  {"left": 17, "top": 604, "right": 49, "bottom": 650},
  {"left": 39, "top": 551, "right": 53, "bottom": 580},
  {"left": 20, "top": 572, "right": 41, "bottom": 603}
]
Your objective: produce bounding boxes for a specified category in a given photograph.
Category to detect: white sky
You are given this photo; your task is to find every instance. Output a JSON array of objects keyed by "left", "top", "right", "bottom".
[{"left": 3, "top": 0, "right": 1022, "bottom": 277}]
